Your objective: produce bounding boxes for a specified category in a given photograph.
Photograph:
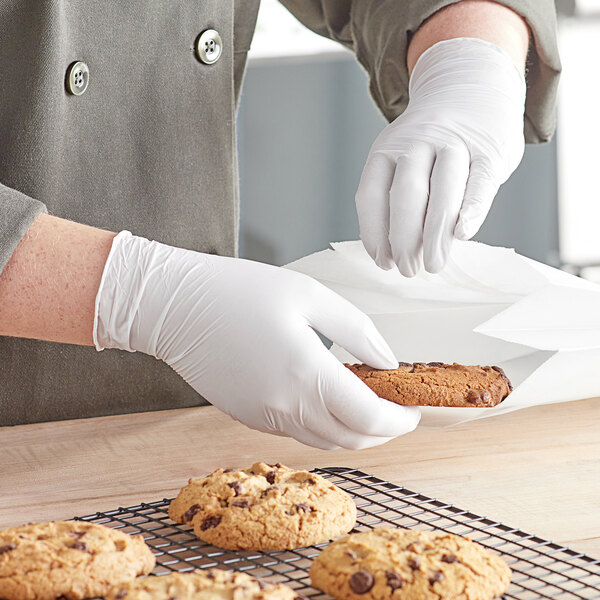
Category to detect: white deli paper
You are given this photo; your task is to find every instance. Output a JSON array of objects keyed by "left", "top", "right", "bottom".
[{"left": 285, "top": 240, "right": 600, "bottom": 427}]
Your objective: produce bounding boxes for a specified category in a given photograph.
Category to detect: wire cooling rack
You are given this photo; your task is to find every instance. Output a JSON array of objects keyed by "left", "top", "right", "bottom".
[{"left": 75, "top": 467, "right": 600, "bottom": 599}]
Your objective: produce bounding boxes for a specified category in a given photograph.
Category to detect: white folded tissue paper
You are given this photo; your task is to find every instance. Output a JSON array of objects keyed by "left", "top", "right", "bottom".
[{"left": 285, "top": 240, "right": 600, "bottom": 427}]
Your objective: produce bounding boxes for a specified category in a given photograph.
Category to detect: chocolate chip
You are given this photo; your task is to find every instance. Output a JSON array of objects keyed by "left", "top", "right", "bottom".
[
  {"left": 305, "top": 477, "right": 317, "bottom": 485},
  {"left": 408, "top": 556, "right": 421, "bottom": 570},
  {"left": 385, "top": 570, "right": 404, "bottom": 590},
  {"left": 56, "top": 596, "right": 70, "bottom": 600},
  {"left": 480, "top": 390, "right": 492, "bottom": 403},
  {"left": 294, "top": 503, "right": 313, "bottom": 513},
  {"left": 184, "top": 504, "right": 202, "bottom": 523},
  {"left": 465, "top": 389, "right": 479, "bottom": 403},
  {"left": 441, "top": 554, "right": 458, "bottom": 563},
  {"left": 397, "top": 362, "right": 412, "bottom": 368},
  {"left": 70, "top": 541, "right": 88, "bottom": 552},
  {"left": 228, "top": 481, "right": 242, "bottom": 496},
  {"left": 265, "top": 471, "right": 277, "bottom": 484},
  {"left": 491, "top": 365, "right": 513, "bottom": 391},
  {"left": 413, "top": 362, "right": 426, "bottom": 368},
  {"left": 429, "top": 571, "right": 445, "bottom": 585},
  {"left": 232, "top": 500, "right": 250, "bottom": 508},
  {"left": 167, "top": 596, "right": 178, "bottom": 600},
  {"left": 349, "top": 571, "right": 374, "bottom": 594},
  {"left": 0, "top": 544, "right": 16, "bottom": 555},
  {"left": 346, "top": 549, "right": 359, "bottom": 560},
  {"left": 114, "top": 592, "right": 127, "bottom": 600},
  {"left": 407, "top": 542, "right": 424, "bottom": 553},
  {"left": 269, "top": 462, "right": 282, "bottom": 468},
  {"left": 200, "top": 516, "right": 221, "bottom": 530},
  {"left": 261, "top": 485, "right": 279, "bottom": 497},
  {"left": 223, "top": 468, "right": 236, "bottom": 473},
  {"left": 466, "top": 389, "right": 493, "bottom": 405},
  {"left": 427, "top": 362, "right": 444, "bottom": 367}
]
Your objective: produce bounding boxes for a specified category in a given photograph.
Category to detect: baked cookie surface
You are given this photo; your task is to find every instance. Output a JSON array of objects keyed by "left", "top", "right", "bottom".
[
  {"left": 309, "top": 528, "right": 511, "bottom": 600},
  {"left": 0, "top": 520, "right": 155, "bottom": 600},
  {"left": 346, "top": 363, "right": 512, "bottom": 407},
  {"left": 168, "top": 462, "right": 356, "bottom": 550},
  {"left": 107, "top": 569, "right": 306, "bottom": 600}
]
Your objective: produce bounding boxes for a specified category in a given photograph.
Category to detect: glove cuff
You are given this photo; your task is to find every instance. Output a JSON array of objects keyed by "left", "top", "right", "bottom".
[
  {"left": 94, "top": 230, "right": 169, "bottom": 354},
  {"left": 409, "top": 37, "right": 526, "bottom": 112},
  {"left": 94, "top": 230, "right": 219, "bottom": 360},
  {"left": 94, "top": 230, "right": 134, "bottom": 351}
]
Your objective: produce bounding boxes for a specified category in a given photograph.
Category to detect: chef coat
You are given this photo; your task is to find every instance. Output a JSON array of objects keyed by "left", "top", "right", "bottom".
[{"left": 0, "top": 0, "right": 560, "bottom": 425}]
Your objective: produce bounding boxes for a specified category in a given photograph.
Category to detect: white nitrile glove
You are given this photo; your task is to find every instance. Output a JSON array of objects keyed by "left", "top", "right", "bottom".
[
  {"left": 94, "top": 232, "right": 420, "bottom": 450},
  {"left": 356, "top": 38, "right": 526, "bottom": 276}
]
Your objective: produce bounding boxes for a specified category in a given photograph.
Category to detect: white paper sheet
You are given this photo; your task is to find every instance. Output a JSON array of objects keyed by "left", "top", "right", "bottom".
[{"left": 285, "top": 240, "right": 600, "bottom": 426}]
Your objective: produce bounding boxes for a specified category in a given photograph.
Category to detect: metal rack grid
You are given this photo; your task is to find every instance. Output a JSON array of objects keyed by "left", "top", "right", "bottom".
[{"left": 75, "top": 467, "right": 600, "bottom": 599}]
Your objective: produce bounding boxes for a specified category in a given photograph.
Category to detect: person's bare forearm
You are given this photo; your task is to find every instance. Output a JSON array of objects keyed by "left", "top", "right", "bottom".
[
  {"left": 407, "top": 0, "right": 529, "bottom": 74},
  {"left": 0, "top": 213, "right": 116, "bottom": 345}
]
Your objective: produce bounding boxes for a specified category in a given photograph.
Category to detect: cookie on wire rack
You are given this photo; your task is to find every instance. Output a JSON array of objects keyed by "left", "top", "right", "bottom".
[
  {"left": 168, "top": 461, "right": 356, "bottom": 550},
  {"left": 0, "top": 520, "right": 155, "bottom": 600},
  {"left": 106, "top": 569, "right": 307, "bottom": 600},
  {"left": 309, "top": 528, "right": 511, "bottom": 600}
]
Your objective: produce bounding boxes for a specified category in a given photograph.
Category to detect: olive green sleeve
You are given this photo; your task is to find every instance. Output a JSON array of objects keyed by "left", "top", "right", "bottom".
[
  {"left": 0, "top": 184, "right": 47, "bottom": 274},
  {"left": 279, "top": 0, "right": 560, "bottom": 143}
]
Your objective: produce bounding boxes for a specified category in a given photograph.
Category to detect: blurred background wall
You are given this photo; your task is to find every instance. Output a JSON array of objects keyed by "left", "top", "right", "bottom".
[{"left": 237, "top": 0, "right": 593, "bottom": 276}]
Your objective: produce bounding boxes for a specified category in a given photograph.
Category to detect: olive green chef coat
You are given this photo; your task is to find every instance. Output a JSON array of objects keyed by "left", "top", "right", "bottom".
[{"left": 0, "top": 0, "right": 560, "bottom": 425}]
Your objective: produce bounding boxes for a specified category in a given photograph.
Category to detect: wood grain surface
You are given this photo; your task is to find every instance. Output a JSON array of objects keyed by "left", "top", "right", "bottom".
[{"left": 1, "top": 398, "right": 598, "bottom": 558}]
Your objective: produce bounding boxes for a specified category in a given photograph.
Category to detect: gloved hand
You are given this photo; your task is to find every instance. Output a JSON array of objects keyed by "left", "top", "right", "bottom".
[
  {"left": 94, "top": 232, "right": 420, "bottom": 449},
  {"left": 356, "top": 38, "right": 526, "bottom": 277}
]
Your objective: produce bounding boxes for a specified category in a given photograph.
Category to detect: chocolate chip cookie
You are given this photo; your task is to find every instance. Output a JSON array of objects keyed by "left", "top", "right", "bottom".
[
  {"left": 107, "top": 569, "right": 306, "bottom": 600},
  {"left": 0, "top": 520, "right": 155, "bottom": 600},
  {"left": 309, "top": 528, "right": 511, "bottom": 600},
  {"left": 346, "top": 363, "right": 512, "bottom": 407},
  {"left": 168, "top": 462, "right": 356, "bottom": 550}
]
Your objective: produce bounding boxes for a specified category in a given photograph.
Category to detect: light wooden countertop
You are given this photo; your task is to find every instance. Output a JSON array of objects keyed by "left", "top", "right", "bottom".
[{"left": 1, "top": 398, "right": 599, "bottom": 558}]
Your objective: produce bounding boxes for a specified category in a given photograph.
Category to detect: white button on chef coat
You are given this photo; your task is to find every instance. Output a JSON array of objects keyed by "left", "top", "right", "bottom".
[
  {"left": 195, "top": 29, "right": 222, "bottom": 65},
  {"left": 66, "top": 61, "right": 89, "bottom": 95}
]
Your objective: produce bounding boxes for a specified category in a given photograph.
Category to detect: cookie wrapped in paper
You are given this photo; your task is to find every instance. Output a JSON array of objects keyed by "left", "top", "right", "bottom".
[
  {"left": 345, "top": 362, "right": 512, "bottom": 407},
  {"left": 285, "top": 240, "right": 600, "bottom": 427}
]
